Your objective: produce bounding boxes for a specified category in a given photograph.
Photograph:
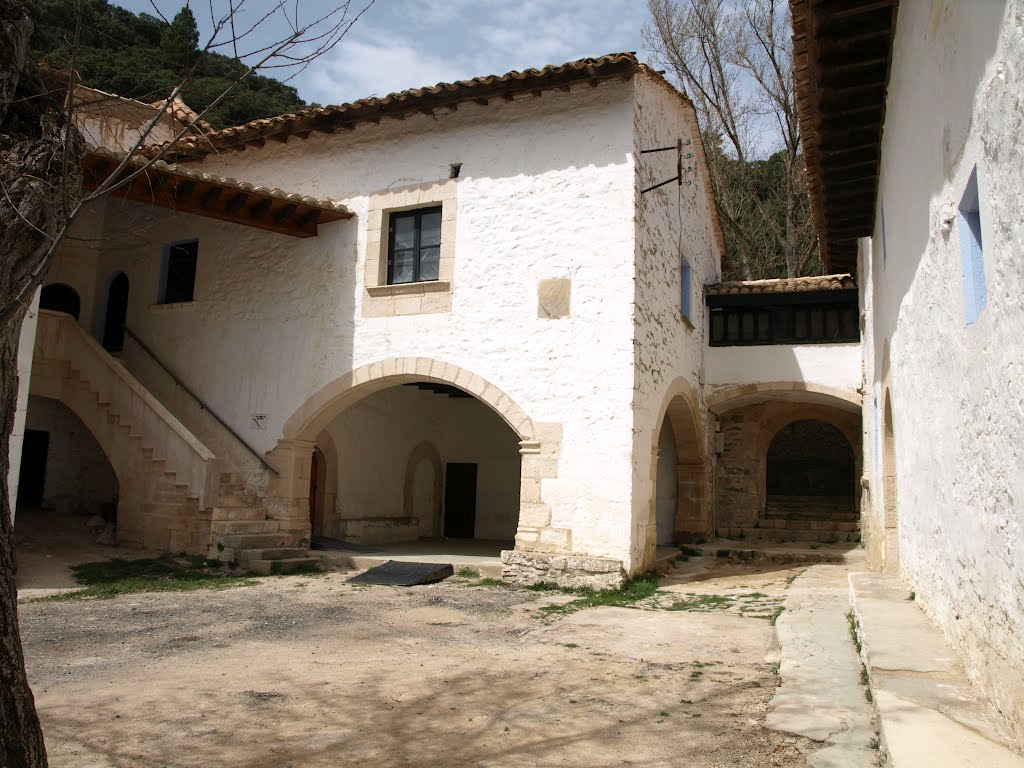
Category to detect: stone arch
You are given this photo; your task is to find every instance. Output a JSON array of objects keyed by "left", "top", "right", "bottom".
[
  {"left": 40, "top": 283, "right": 81, "bottom": 320},
  {"left": 765, "top": 419, "right": 856, "bottom": 498},
  {"left": 882, "top": 388, "right": 899, "bottom": 572},
  {"left": 708, "top": 381, "right": 861, "bottom": 414},
  {"left": 282, "top": 357, "right": 535, "bottom": 443},
  {"left": 647, "top": 378, "right": 709, "bottom": 563},
  {"left": 403, "top": 441, "right": 443, "bottom": 538},
  {"left": 755, "top": 406, "right": 862, "bottom": 513}
]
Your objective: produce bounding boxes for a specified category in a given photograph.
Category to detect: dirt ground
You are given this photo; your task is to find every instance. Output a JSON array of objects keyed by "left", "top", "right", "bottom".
[{"left": 16, "top": 520, "right": 819, "bottom": 767}]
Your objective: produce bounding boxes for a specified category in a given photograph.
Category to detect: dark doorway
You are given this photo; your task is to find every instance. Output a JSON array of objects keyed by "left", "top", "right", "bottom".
[
  {"left": 18, "top": 430, "right": 49, "bottom": 506},
  {"left": 102, "top": 272, "right": 129, "bottom": 352},
  {"left": 308, "top": 451, "right": 319, "bottom": 531},
  {"left": 39, "top": 283, "right": 80, "bottom": 320},
  {"left": 443, "top": 463, "right": 477, "bottom": 539},
  {"left": 767, "top": 420, "right": 855, "bottom": 498}
]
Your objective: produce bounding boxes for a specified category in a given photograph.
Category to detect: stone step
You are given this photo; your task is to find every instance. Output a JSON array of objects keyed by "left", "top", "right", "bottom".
[
  {"left": 211, "top": 507, "right": 268, "bottom": 522},
  {"left": 238, "top": 548, "right": 309, "bottom": 563},
  {"left": 756, "top": 518, "right": 860, "bottom": 532},
  {"left": 210, "top": 519, "right": 280, "bottom": 535},
  {"left": 246, "top": 557, "right": 320, "bottom": 575},
  {"left": 215, "top": 532, "right": 292, "bottom": 549},
  {"left": 764, "top": 510, "right": 861, "bottom": 522},
  {"left": 731, "top": 527, "right": 861, "bottom": 544},
  {"left": 215, "top": 494, "right": 253, "bottom": 508}
]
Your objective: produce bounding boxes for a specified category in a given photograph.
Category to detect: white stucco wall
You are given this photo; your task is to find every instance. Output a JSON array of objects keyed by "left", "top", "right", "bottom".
[
  {"left": 863, "top": 0, "right": 1024, "bottom": 738},
  {"left": 705, "top": 343, "right": 860, "bottom": 391},
  {"left": 57, "top": 79, "right": 642, "bottom": 564},
  {"left": 324, "top": 386, "right": 521, "bottom": 542},
  {"left": 23, "top": 396, "right": 119, "bottom": 512},
  {"left": 630, "top": 72, "right": 723, "bottom": 563},
  {"left": 6, "top": 289, "right": 40, "bottom": 517}
]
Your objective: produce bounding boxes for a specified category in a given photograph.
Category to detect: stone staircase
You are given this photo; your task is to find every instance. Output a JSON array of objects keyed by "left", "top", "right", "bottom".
[
  {"left": 208, "top": 474, "right": 319, "bottom": 574},
  {"left": 733, "top": 495, "right": 861, "bottom": 544}
]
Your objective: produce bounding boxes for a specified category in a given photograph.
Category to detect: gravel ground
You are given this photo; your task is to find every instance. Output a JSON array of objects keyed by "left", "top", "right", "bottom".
[{"left": 18, "top": 555, "right": 818, "bottom": 767}]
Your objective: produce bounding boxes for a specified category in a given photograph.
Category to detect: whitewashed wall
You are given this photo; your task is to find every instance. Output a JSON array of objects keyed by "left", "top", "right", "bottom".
[
  {"left": 630, "top": 72, "right": 723, "bottom": 566},
  {"left": 705, "top": 343, "right": 860, "bottom": 391},
  {"left": 863, "top": 0, "right": 1024, "bottom": 739},
  {"left": 23, "top": 396, "right": 119, "bottom": 512},
  {"left": 323, "top": 386, "right": 521, "bottom": 542},
  {"left": 64, "top": 80, "right": 641, "bottom": 564},
  {"left": 6, "top": 290, "right": 40, "bottom": 517}
]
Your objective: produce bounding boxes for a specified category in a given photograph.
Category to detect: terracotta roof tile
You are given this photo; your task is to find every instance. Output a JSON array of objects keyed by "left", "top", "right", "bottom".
[
  {"left": 146, "top": 53, "right": 643, "bottom": 161},
  {"left": 705, "top": 274, "right": 856, "bottom": 296}
]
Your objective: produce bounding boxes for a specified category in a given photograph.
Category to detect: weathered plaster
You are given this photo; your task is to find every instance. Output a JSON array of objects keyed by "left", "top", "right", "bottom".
[{"left": 861, "top": 0, "right": 1024, "bottom": 738}]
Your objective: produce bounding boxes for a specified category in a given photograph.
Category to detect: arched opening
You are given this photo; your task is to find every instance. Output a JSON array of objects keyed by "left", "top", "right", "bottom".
[
  {"left": 765, "top": 419, "right": 856, "bottom": 514},
  {"left": 308, "top": 449, "right": 321, "bottom": 532},
  {"left": 313, "top": 382, "right": 522, "bottom": 552},
  {"left": 882, "top": 391, "right": 899, "bottom": 571},
  {"left": 654, "top": 415, "right": 678, "bottom": 546},
  {"left": 15, "top": 396, "right": 120, "bottom": 568},
  {"left": 39, "top": 283, "right": 80, "bottom": 320},
  {"left": 102, "top": 272, "right": 129, "bottom": 352},
  {"left": 648, "top": 381, "right": 709, "bottom": 565}
]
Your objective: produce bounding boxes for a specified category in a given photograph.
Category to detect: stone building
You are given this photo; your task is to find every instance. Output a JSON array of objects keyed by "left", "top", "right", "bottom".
[
  {"left": 791, "top": 0, "right": 1024, "bottom": 741},
  {"left": 10, "top": 54, "right": 738, "bottom": 587}
]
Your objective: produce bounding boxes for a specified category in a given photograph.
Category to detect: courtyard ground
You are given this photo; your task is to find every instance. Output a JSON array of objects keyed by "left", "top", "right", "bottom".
[{"left": 15, "top": 535, "right": 834, "bottom": 768}]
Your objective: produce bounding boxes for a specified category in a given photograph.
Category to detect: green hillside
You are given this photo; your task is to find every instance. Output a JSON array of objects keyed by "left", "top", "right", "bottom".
[{"left": 28, "top": 0, "right": 312, "bottom": 129}]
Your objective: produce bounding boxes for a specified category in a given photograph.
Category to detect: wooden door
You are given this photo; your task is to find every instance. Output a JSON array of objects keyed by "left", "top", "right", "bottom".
[{"left": 443, "top": 463, "right": 477, "bottom": 539}]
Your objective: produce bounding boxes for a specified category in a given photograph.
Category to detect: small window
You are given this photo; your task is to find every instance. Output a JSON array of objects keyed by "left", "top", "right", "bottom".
[
  {"left": 680, "top": 258, "right": 692, "bottom": 321},
  {"left": 388, "top": 207, "right": 441, "bottom": 285},
  {"left": 958, "top": 168, "right": 986, "bottom": 325},
  {"left": 160, "top": 240, "right": 198, "bottom": 304},
  {"left": 40, "top": 283, "right": 81, "bottom": 319}
]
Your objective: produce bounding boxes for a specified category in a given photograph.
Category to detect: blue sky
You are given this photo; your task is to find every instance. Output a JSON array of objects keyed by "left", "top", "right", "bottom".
[{"left": 112, "top": 0, "right": 659, "bottom": 107}]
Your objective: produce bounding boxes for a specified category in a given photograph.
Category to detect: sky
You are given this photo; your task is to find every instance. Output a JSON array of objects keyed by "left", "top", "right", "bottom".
[{"left": 111, "top": 0, "right": 662, "bottom": 107}]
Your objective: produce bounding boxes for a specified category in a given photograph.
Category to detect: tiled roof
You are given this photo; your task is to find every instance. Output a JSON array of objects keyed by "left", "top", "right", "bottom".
[
  {"left": 150, "top": 95, "right": 212, "bottom": 134},
  {"left": 705, "top": 274, "right": 856, "bottom": 296},
  {"left": 147, "top": 53, "right": 643, "bottom": 161},
  {"left": 87, "top": 145, "right": 350, "bottom": 215}
]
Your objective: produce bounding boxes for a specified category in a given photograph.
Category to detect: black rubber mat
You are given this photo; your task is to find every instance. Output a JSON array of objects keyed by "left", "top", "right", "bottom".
[{"left": 347, "top": 560, "right": 454, "bottom": 586}]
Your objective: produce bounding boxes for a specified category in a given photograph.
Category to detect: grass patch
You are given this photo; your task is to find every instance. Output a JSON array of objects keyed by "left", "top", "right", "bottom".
[
  {"left": 269, "top": 560, "right": 320, "bottom": 576},
  {"left": 456, "top": 567, "right": 480, "bottom": 579},
  {"left": 679, "top": 546, "right": 703, "bottom": 558},
  {"left": 847, "top": 611, "right": 863, "bottom": 654},
  {"left": 465, "top": 577, "right": 506, "bottom": 588},
  {"left": 527, "top": 581, "right": 562, "bottom": 592},
  {"left": 537, "top": 572, "right": 661, "bottom": 617},
  {"left": 41, "top": 556, "right": 256, "bottom": 601},
  {"left": 666, "top": 593, "right": 734, "bottom": 612}
]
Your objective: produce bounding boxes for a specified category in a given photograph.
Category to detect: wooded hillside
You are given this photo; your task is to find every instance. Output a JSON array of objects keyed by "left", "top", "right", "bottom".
[{"left": 28, "top": 0, "right": 311, "bottom": 129}]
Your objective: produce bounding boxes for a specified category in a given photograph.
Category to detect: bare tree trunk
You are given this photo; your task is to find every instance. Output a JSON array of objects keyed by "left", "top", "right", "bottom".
[{"left": 1, "top": 0, "right": 83, "bottom": 763}]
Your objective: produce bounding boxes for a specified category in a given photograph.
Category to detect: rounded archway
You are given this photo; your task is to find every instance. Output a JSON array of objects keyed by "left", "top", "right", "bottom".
[
  {"left": 278, "top": 360, "right": 533, "bottom": 552},
  {"left": 102, "top": 272, "right": 129, "bottom": 352},
  {"left": 882, "top": 389, "right": 899, "bottom": 571},
  {"left": 766, "top": 419, "right": 856, "bottom": 501},
  {"left": 648, "top": 379, "right": 710, "bottom": 562},
  {"left": 40, "top": 283, "right": 80, "bottom": 320}
]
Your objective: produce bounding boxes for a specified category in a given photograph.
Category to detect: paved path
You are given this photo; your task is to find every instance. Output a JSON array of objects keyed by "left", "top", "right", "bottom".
[
  {"left": 850, "top": 572, "right": 1024, "bottom": 768},
  {"left": 768, "top": 562, "right": 876, "bottom": 768}
]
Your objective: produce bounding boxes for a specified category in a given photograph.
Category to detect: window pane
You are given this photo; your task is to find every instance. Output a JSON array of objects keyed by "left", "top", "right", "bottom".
[
  {"left": 420, "top": 210, "right": 442, "bottom": 247},
  {"left": 391, "top": 250, "right": 415, "bottom": 284},
  {"left": 165, "top": 241, "right": 197, "bottom": 303},
  {"left": 392, "top": 215, "right": 415, "bottom": 250},
  {"left": 418, "top": 246, "right": 440, "bottom": 281}
]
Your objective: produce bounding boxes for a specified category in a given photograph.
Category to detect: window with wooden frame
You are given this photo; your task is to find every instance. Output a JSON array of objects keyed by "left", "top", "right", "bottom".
[{"left": 387, "top": 206, "right": 442, "bottom": 285}]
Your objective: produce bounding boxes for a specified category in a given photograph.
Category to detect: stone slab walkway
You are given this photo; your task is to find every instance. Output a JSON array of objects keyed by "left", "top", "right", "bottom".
[
  {"left": 767, "top": 563, "right": 876, "bottom": 768},
  {"left": 849, "top": 572, "right": 1024, "bottom": 768}
]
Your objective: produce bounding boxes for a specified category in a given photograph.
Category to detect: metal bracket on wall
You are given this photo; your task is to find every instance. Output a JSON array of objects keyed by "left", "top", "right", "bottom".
[{"left": 640, "top": 138, "right": 695, "bottom": 194}]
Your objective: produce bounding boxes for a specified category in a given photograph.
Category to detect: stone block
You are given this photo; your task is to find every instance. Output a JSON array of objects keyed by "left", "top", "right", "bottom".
[
  {"left": 539, "top": 527, "right": 572, "bottom": 551},
  {"left": 517, "top": 503, "right": 551, "bottom": 528},
  {"left": 537, "top": 278, "right": 571, "bottom": 319}
]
